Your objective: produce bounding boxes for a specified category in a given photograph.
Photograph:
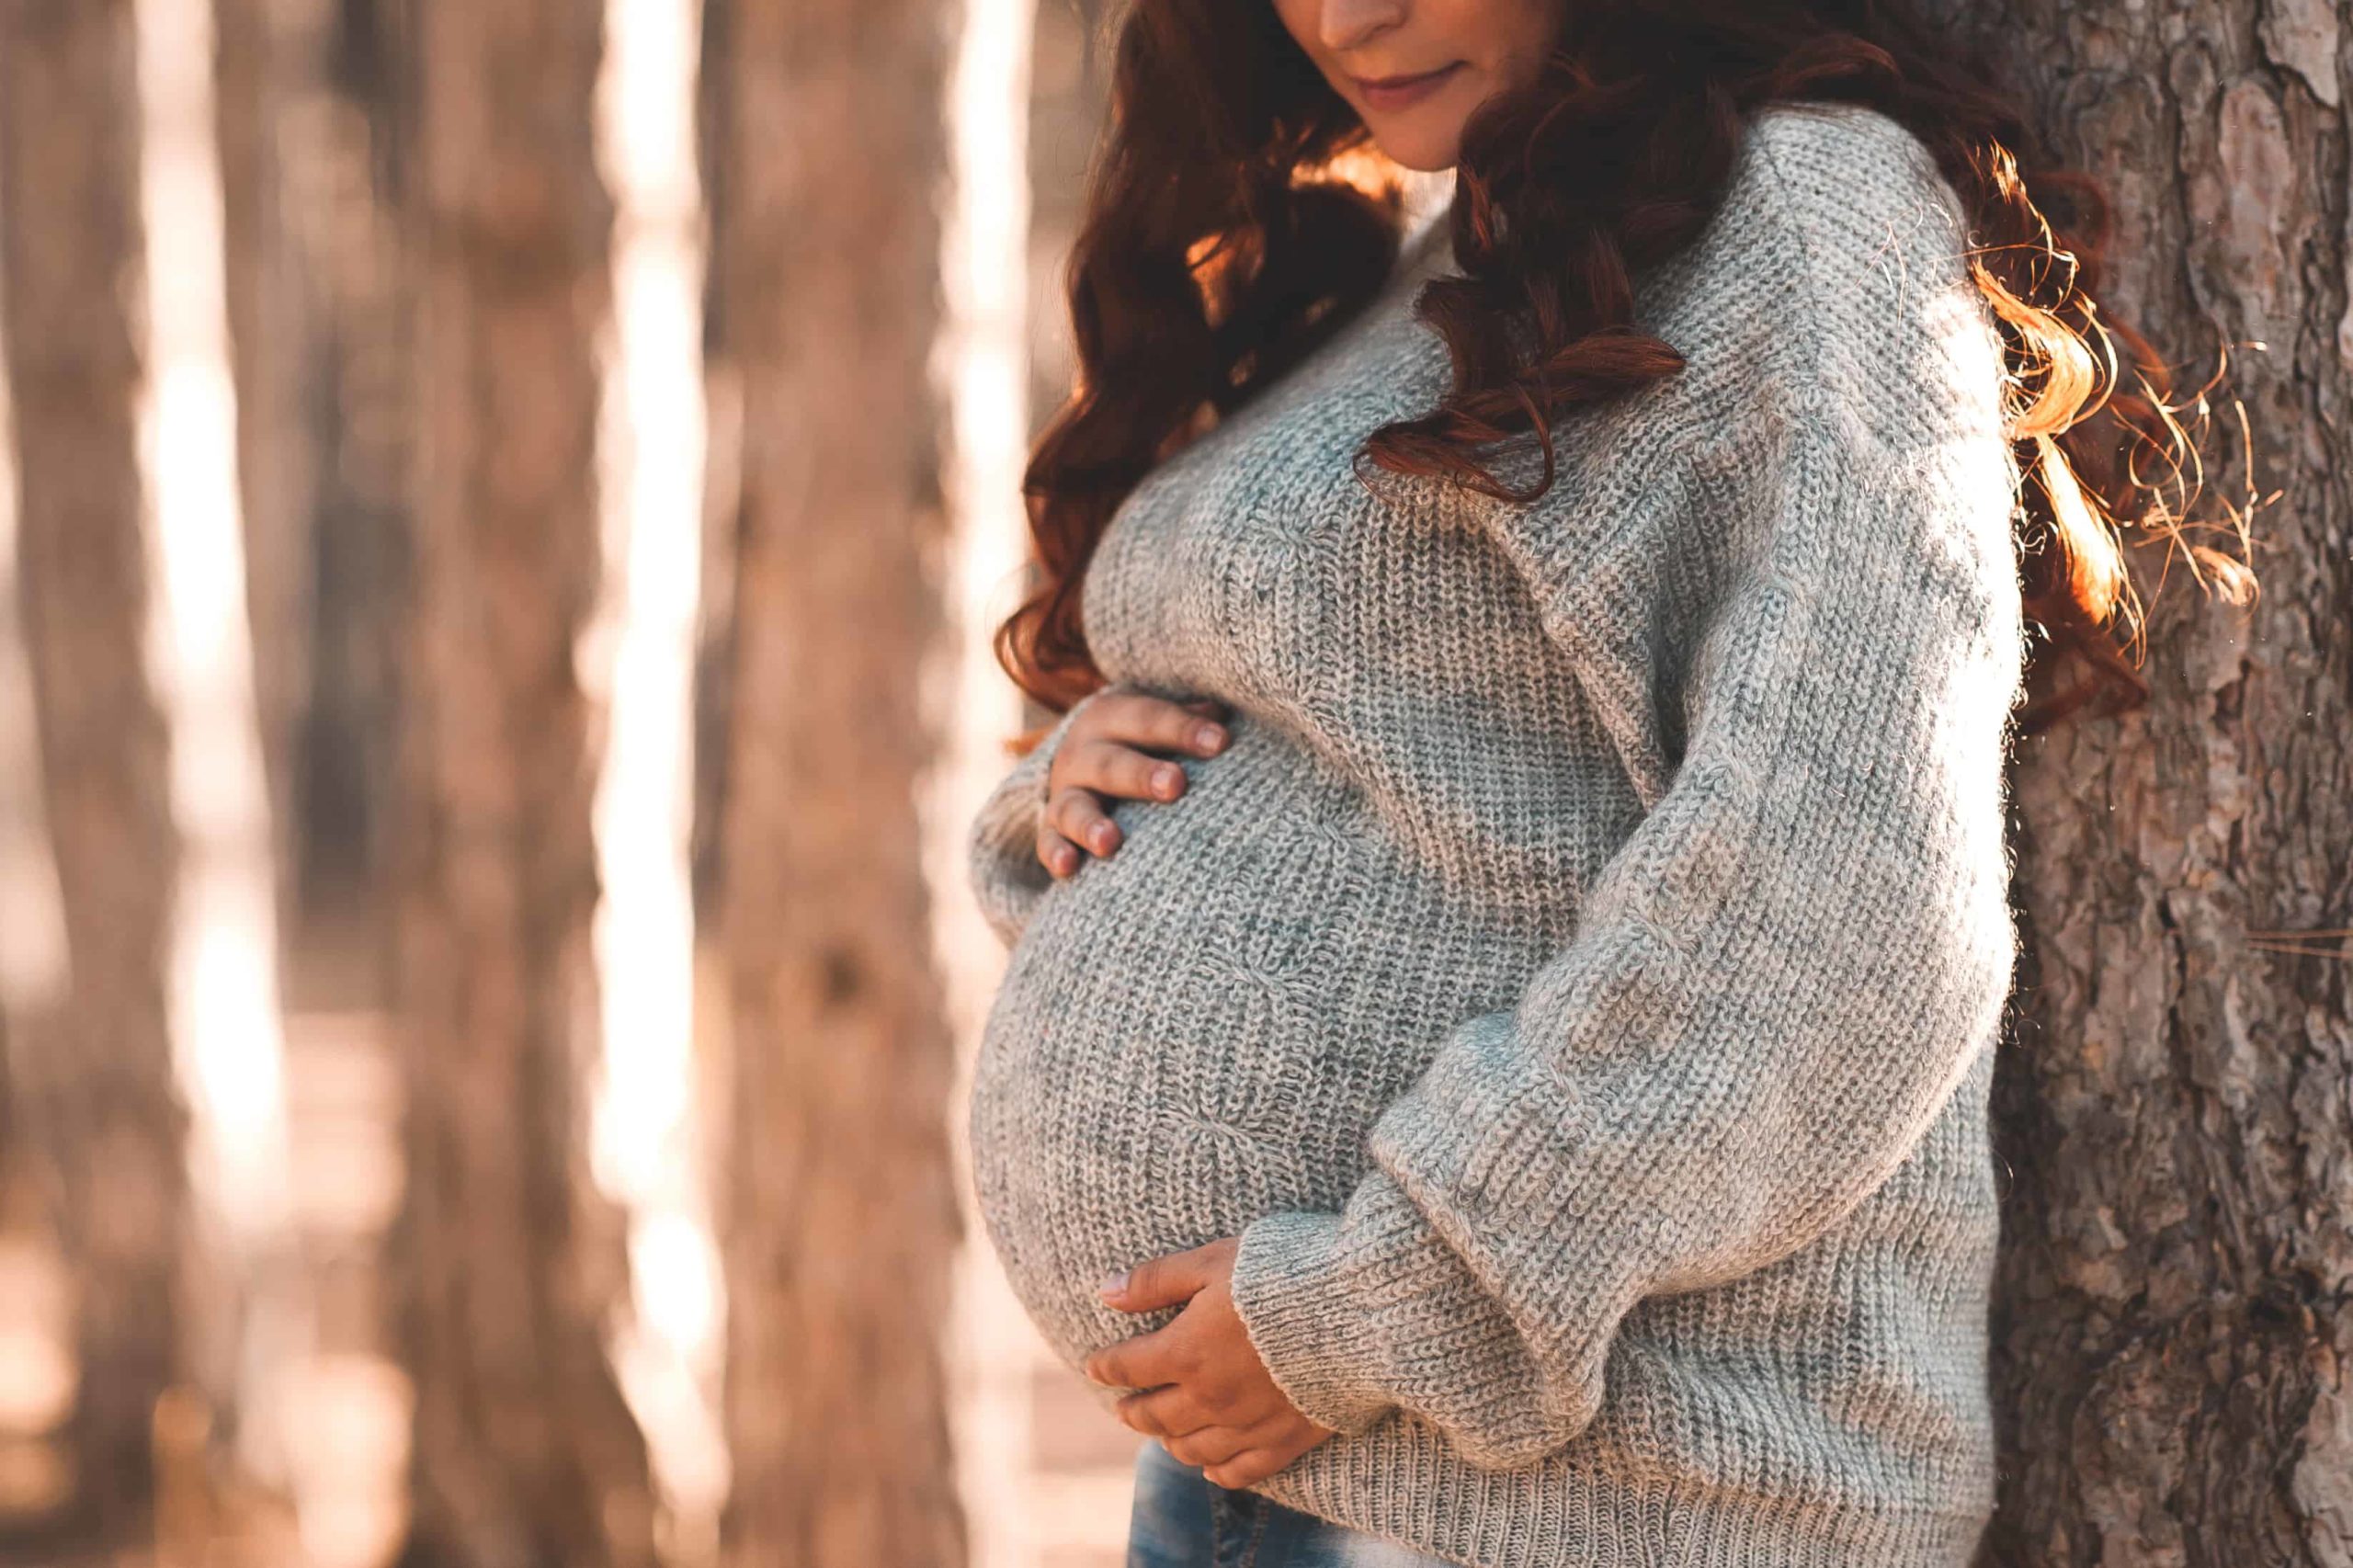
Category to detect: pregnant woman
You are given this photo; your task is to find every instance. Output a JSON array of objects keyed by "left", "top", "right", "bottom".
[{"left": 964, "top": 0, "right": 2199, "bottom": 1562}]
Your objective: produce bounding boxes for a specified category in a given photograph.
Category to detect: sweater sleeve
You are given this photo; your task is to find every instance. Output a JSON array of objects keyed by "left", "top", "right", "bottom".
[
  {"left": 1222, "top": 381, "right": 2029, "bottom": 1469},
  {"left": 965, "top": 688, "right": 1107, "bottom": 951}
]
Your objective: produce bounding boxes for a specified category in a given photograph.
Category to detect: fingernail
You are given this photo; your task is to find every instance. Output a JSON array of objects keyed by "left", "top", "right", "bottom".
[
  {"left": 1092, "top": 823, "right": 1116, "bottom": 852},
  {"left": 1154, "top": 764, "right": 1181, "bottom": 796},
  {"left": 1197, "top": 724, "right": 1224, "bottom": 750},
  {"left": 1099, "top": 1271, "right": 1127, "bottom": 1298}
]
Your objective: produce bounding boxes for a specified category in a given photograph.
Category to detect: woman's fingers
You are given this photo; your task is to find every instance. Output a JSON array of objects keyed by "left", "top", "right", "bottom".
[
  {"left": 1200, "top": 1421, "right": 1324, "bottom": 1490},
  {"left": 1034, "top": 821, "right": 1083, "bottom": 880},
  {"left": 1042, "top": 781, "right": 1120, "bottom": 865},
  {"left": 1151, "top": 697, "right": 1233, "bottom": 758},
  {"left": 1040, "top": 743, "right": 1165, "bottom": 867},
  {"left": 1163, "top": 1423, "right": 1256, "bottom": 1470},
  {"left": 1201, "top": 1449, "right": 1281, "bottom": 1490},
  {"left": 1029, "top": 691, "right": 1234, "bottom": 877},
  {"left": 1069, "top": 737, "right": 1191, "bottom": 807},
  {"left": 1059, "top": 695, "right": 1230, "bottom": 805},
  {"left": 1114, "top": 1381, "right": 1215, "bottom": 1440},
  {"left": 1156, "top": 1408, "right": 1296, "bottom": 1470},
  {"left": 1086, "top": 688, "right": 1232, "bottom": 762}
]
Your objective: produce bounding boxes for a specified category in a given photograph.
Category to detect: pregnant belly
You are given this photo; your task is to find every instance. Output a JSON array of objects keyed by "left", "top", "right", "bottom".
[{"left": 965, "top": 724, "right": 1537, "bottom": 1378}]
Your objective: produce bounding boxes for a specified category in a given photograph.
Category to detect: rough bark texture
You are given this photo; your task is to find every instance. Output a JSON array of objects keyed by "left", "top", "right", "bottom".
[
  {"left": 1894, "top": 3, "right": 2353, "bottom": 1562},
  {"left": 703, "top": 1, "right": 971, "bottom": 1563},
  {"left": 383, "top": 5, "right": 657, "bottom": 1563},
  {"left": 0, "top": 0, "right": 188, "bottom": 1547}
]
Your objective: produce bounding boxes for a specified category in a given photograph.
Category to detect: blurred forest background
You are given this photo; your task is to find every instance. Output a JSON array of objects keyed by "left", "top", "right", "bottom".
[
  {"left": 0, "top": 0, "right": 1165, "bottom": 1562},
  {"left": 0, "top": 0, "right": 2347, "bottom": 1566}
]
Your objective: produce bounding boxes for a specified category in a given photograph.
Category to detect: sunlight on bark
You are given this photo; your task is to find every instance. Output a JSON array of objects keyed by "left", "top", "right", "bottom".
[
  {"left": 0, "top": 241, "right": 78, "bottom": 1528},
  {"left": 0, "top": 355, "right": 64, "bottom": 1017},
  {"left": 590, "top": 1, "right": 730, "bottom": 1560},
  {"left": 938, "top": 1, "right": 1043, "bottom": 1566},
  {"left": 133, "top": 0, "right": 305, "bottom": 1497}
]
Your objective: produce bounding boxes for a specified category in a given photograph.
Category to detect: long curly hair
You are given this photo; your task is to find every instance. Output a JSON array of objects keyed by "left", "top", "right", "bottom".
[{"left": 994, "top": 0, "right": 2263, "bottom": 744}]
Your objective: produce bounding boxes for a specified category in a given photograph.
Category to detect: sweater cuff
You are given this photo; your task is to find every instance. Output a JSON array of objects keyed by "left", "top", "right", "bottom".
[
  {"left": 965, "top": 692, "right": 1100, "bottom": 949},
  {"left": 1227, "top": 1210, "right": 1393, "bottom": 1438}
]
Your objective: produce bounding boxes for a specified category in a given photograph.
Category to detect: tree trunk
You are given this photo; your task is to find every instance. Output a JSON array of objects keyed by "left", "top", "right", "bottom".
[
  {"left": 703, "top": 1, "right": 971, "bottom": 1563},
  {"left": 1913, "top": 5, "right": 2353, "bottom": 1562},
  {"left": 690, "top": 0, "right": 735, "bottom": 925},
  {"left": 1025, "top": 0, "right": 1114, "bottom": 444},
  {"left": 213, "top": 0, "right": 317, "bottom": 946},
  {"left": 383, "top": 4, "right": 656, "bottom": 1562},
  {"left": 216, "top": 0, "right": 413, "bottom": 954},
  {"left": 299, "top": 0, "right": 412, "bottom": 949},
  {"left": 0, "top": 0, "right": 188, "bottom": 1549}
]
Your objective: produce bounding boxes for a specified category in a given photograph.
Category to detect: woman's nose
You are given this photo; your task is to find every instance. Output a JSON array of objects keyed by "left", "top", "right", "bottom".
[{"left": 1317, "top": 0, "right": 1409, "bottom": 55}]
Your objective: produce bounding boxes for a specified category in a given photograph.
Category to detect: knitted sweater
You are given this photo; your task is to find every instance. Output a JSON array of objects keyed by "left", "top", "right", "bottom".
[{"left": 965, "top": 100, "right": 2024, "bottom": 1568}]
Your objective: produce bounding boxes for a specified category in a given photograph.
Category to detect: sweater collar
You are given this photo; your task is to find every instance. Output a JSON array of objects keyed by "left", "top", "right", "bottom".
[{"left": 1392, "top": 182, "right": 1459, "bottom": 289}]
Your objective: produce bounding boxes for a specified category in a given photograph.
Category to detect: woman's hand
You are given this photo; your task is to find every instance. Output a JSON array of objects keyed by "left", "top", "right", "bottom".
[
  {"left": 1085, "top": 1237, "right": 1337, "bottom": 1490},
  {"left": 1038, "top": 687, "right": 1231, "bottom": 879}
]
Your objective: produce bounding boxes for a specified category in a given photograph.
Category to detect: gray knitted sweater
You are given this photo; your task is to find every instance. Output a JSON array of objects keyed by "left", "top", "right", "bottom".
[{"left": 966, "top": 100, "right": 2024, "bottom": 1568}]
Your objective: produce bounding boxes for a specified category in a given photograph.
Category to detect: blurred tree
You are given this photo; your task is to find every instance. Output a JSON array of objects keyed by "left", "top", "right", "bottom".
[
  {"left": 1904, "top": 0, "right": 2353, "bottom": 1559},
  {"left": 689, "top": 0, "right": 732, "bottom": 919},
  {"left": 214, "top": 0, "right": 319, "bottom": 945},
  {"left": 381, "top": 3, "right": 657, "bottom": 1563},
  {"left": 0, "top": 0, "right": 189, "bottom": 1551},
  {"left": 214, "top": 0, "right": 412, "bottom": 972},
  {"left": 1025, "top": 0, "right": 1115, "bottom": 443},
  {"left": 700, "top": 0, "right": 972, "bottom": 1562}
]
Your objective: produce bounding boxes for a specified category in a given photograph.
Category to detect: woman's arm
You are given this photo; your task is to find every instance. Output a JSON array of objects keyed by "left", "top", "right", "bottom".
[
  {"left": 1051, "top": 105, "right": 2026, "bottom": 1476},
  {"left": 1223, "top": 210, "right": 2030, "bottom": 1468}
]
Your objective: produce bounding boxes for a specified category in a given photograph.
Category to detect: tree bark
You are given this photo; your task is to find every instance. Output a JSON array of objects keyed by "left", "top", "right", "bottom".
[
  {"left": 215, "top": 0, "right": 413, "bottom": 950},
  {"left": 383, "top": 5, "right": 656, "bottom": 1563},
  {"left": 690, "top": 0, "right": 735, "bottom": 925},
  {"left": 213, "top": 0, "right": 317, "bottom": 945},
  {"left": 1902, "top": 4, "right": 2353, "bottom": 1562},
  {"left": 0, "top": 0, "right": 188, "bottom": 1549},
  {"left": 703, "top": 1, "right": 971, "bottom": 1563},
  {"left": 1026, "top": 0, "right": 1114, "bottom": 443}
]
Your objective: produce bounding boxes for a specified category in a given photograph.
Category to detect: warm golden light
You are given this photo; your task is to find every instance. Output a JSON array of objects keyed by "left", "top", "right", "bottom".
[
  {"left": 940, "top": 0, "right": 1045, "bottom": 1563},
  {"left": 590, "top": 1, "right": 729, "bottom": 1558},
  {"left": 133, "top": 0, "right": 305, "bottom": 1500}
]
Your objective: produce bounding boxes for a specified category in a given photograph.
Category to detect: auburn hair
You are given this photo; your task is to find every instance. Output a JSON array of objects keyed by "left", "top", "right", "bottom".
[{"left": 994, "top": 0, "right": 2263, "bottom": 747}]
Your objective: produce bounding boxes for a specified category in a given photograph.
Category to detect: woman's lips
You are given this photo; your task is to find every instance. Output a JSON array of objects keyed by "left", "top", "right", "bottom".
[{"left": 1351, "top": 61, "right": 1464, "bottom": 112}]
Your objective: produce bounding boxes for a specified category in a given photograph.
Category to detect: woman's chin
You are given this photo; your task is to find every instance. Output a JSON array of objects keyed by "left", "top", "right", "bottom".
[{"left": 1364, "top": 125, "right": 1461, "bottom": 174}]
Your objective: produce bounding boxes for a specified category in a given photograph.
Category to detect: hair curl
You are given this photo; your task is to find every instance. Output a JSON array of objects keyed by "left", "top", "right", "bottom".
[{"left": 995, "top": 0, "right": 2264, "bottom": 747}]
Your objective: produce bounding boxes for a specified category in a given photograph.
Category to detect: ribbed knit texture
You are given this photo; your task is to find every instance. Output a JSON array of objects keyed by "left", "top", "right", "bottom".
[{"left": 965, "top": 101, "right": 2025, "bottom": 1568}]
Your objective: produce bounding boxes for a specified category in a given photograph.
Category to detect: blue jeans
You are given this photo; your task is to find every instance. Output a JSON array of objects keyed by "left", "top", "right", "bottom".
[{"left": 1125, "top": 1437, "right": 1459, "bottom": 1567}]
